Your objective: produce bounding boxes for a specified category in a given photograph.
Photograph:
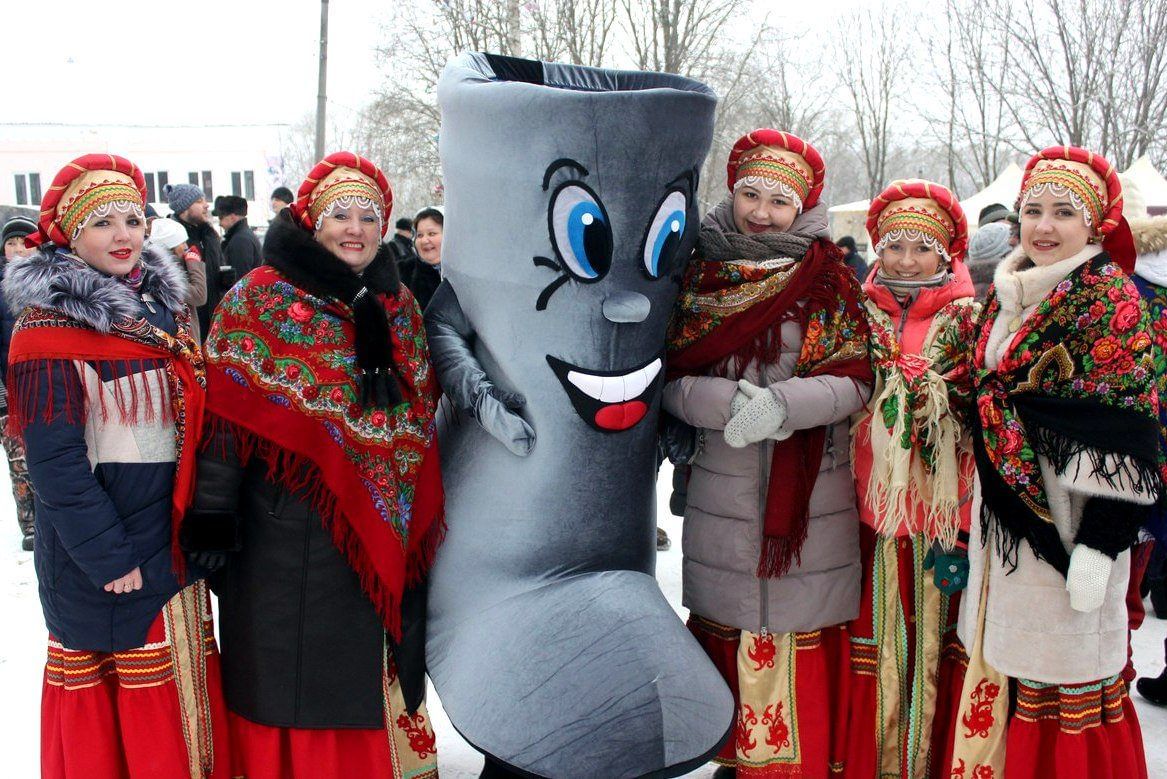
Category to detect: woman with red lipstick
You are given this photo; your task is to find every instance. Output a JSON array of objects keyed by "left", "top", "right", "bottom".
[
  {"left": 838, "top": 180, "right": 979, "bottom": 778},
  {"left": 946, "top": 147, "right": 1159, "bottom": 778},
  {"left": 663, "top": 129, "right": 873, "bottom": 778},
  {"left": 2, "top": 154, "right": 230, "bottom": 778},
  {"left": 182, "top": 152, "right": 443, "bottom": 779}
]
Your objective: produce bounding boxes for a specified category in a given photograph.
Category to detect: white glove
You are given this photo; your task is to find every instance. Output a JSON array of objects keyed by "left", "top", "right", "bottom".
[
  {"left": 730, "top": 387, "right": 750, "bottom": 417},
  {"left": 724, "top": 380, "right": 788, "bottom": 448},
  {"left": 1066, "top": 544, "right": 1113, "bottom": 613}
]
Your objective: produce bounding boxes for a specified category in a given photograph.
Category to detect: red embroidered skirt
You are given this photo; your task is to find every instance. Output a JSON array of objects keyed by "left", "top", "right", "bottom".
[
  {"left": 227, "top": 658, "right": 438, "bottom": 779},
  {"left": 836, "top": 529, "right": 964, "bottom": 778},
  {"left": 40, "top": 582, "right": 231, "bottom": 779},
  {"left": 688, "top": 614, "right": 847, "bottom": 778}
]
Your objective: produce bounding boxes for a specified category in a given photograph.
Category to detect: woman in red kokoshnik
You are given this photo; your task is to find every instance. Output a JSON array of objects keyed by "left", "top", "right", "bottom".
[
  {"left": 4, "top": 154, "right": 229, "bottom": 778},
  {"left": 839, "top": 180, "right": 979, "bottom": 778},
  {"left": 947, "top": 147, "right": 1160, "bottom": 778},
  {"left": 182, "top": 152, "right": 444, "bottom": 779},
  {"left": 664, "top": 129, "right": 873, "bottom": 778}
]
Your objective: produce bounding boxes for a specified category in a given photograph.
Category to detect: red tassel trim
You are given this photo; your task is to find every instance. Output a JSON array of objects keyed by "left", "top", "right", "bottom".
[
  {"left": 204, "top": 415, "right": 444, "bottom": 639},
  {"left": 7, "top": 358, "right": 175, "bottom": 438}
]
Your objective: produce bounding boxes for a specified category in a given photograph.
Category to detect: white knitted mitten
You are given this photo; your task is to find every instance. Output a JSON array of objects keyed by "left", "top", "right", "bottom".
[
  {"left": 1066, "top": 544, "right": 1114, "bottom": 613},
  {"left": 730, "top": 388, "right": 750, "bottom": 417},
  {"left": 724, "top": 380, "right": 788, "bottom": 448}
]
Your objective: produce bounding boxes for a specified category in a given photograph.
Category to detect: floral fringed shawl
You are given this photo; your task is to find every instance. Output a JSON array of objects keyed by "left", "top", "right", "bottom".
[
  {"left": 861, "top": 297, "right": 980, "bottom": 548},
  {"left": 974, "top": 253, "right": 1163, "bottom": 573}
]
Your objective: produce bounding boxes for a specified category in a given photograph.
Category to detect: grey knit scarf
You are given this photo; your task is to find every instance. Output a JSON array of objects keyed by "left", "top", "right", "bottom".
[{"left": 697, "top": 196, "right": 828, "bottom": 262}]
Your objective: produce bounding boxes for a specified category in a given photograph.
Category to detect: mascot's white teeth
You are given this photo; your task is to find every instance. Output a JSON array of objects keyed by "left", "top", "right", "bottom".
[{"left": 566, "top": 358, "right": 662, "bottom": 403}]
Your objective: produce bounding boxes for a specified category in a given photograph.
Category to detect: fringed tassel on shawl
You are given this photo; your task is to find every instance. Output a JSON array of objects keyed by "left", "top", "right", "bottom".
[
  {"left": 6, "top": 358, "right": 175, "bottom": 437},
  {"left": 1028, "top": 424, "right": 1164, "bottom": 506},
  {"left": 865, "top": 366, "right": 965, "bottom": 550},
  {"left": 203, "top": 415, "right": 444, "bottom": 638},
  {"left": 757, "top": 529, "right": 808, "bottom": 579}
]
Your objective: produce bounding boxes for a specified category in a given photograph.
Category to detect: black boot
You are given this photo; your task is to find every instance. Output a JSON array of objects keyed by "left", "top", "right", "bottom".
[
  {"left": 1136, "top": 669, "right": 1167, "bottom": 706},
  {"left": 712, "top": 766, "right": 737, "bottom": 779},
  {"left": 656, "top": 526, "right": 671, "bottom": 551},
  {"left": 1150, "top": 577, "right": 1167, "bottom": 620},
  {"left": 21, "top": 532, "right": 33, "bottom": 552}
]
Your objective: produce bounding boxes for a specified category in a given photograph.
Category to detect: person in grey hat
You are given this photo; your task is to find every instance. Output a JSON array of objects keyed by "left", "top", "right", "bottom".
[
  {"left": 165, "top": 182, "right": 231, "bottom": 340},
  {"left": 966, "top": 221, "right": 1013, "bottom": 300},
  {"left": 977, "top": 202, "right": 1013, "bottom": 228},
  {"left": 0, "top": 215, "right": 37, "bottom": 550}
]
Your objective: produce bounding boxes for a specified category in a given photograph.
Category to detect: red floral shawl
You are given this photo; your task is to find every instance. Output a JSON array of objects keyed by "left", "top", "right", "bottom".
[
  {"left": 204, "top": 266, "right": 443, "bottom": 638},
  {"left": 667, "top": 238, "right": 873, "bottom": 577}
]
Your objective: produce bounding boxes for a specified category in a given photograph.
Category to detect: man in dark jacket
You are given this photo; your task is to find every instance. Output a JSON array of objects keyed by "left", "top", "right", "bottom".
[
  {"left": 165, "top": 182, "right": 233, "bottom": 340},
  {"left": 216, "top": 195, "right": 263, "bottom": 278},
  {"left": 836, "top": 235, "right": 869, "bottom": 279},
  {"left": 386, "top": 217, "right": 417, "bottom": 269}
]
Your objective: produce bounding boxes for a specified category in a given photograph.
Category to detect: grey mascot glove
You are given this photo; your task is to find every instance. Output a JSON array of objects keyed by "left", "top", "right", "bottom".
[
  {"left": 474, "top": 385, "right": 536, "bottom": 457},
  {"left": 724, "top": 379, "right": 788, "bottom": 448},
  {"left": 1066, "top": 544, "right": 1113, "bottom": 612},
  {"left": 425, "top": 281, "right": 536, "bottom": 456}
]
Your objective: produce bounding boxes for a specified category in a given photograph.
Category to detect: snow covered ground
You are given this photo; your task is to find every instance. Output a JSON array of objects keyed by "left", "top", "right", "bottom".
[{"left": 1, "top": 464, "right": 1165, "bottom": 777}]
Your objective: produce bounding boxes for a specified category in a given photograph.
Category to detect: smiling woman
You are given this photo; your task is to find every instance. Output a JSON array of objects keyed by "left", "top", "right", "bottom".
[
  {"left": 663, "top": 128, "right": 874, "bottom": 778},
  {"left": 181, "top": 151, "right": 443, "bottom": 779},
  {"left": 1, "top": 153, "right": 230, "bottom": 778},
  {"left": 950, "top": 147, "right": 1161, "bottom": 779}
]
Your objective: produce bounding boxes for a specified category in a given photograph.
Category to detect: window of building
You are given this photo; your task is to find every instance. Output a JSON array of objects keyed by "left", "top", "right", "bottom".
[
  {"left": 158, "top": 171, "right": 169, "bottom": 195},
  {"left": 201, "top": 171, "right": 213, "bottom": 199},
  {"left": 13, "top": 173, "right": 40, "bottom": 206},
  {"left": 230, "top": 171, "right": 257, "bottom": 201},
  {"left": 189, "top": 172, "right": 199, "bottom": 186},
  {"left": 144, "top": 172, "right": 157, "bottom": 204}
]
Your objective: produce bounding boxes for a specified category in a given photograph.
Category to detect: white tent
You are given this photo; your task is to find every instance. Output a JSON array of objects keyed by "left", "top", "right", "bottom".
[
  {"left": 828, "top": 198, "right": 870, "bottom": 248},
  {"left": 1123, "top": 155, "right": 1167, "bottom": 215},
  {"left": 960, "top": 163, "right": 1024, "bottom": 230}
]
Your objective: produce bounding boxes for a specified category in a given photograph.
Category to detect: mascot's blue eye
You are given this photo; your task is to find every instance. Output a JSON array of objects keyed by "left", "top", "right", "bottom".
[
  {"left": 643, "top": 190, "right": 687, "bottom": 278},
  {"left": 549, "top": 184, "right": 612, "bottom": 281}
]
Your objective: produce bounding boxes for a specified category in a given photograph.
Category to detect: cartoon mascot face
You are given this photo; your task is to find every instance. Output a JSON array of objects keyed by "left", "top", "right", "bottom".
[{"left": 426, "top": 53, "right": 733, "bottom": 778}]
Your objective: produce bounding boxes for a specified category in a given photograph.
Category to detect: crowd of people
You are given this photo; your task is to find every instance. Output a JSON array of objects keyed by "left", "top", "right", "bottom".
[{"left": 1, "top": 60, "right": 1166, "bottom": 779}]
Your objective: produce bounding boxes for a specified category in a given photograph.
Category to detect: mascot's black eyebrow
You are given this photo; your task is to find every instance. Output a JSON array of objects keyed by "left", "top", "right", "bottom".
[
  {"left": 664, "top": 168, "right": 697, "bottom": 196},
  {"left": 542, "top": 158, "right": 590, "bottom": 191}
]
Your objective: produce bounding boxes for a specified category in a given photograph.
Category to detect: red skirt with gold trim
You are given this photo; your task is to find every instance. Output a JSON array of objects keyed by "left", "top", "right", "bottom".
[
  {"left": 227, "top": 656, "right": 438, "bottom": 779},
  {"left": 836, "top": 529, "right": 964, "bottom": 778},
  {"left": 41, "top": 581, "right": 231, "bottom": 779},
  {"left": 688, "top": 614, "right": 848, "bottom": 778}
]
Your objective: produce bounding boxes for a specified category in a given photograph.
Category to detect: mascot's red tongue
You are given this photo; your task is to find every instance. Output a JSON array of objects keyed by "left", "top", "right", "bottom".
[{"left": 595, "top": 400, "right": 648, "bottom": 431}]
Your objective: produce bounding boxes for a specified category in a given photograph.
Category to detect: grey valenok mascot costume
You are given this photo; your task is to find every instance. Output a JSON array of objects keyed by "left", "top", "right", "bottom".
[{"left": 424, "top": 53, "right": 733, "bottom": 778}]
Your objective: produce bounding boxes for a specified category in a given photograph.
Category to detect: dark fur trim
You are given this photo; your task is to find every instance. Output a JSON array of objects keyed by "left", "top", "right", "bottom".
[
  {"left": 179, "top": 511, "right": 242, "bottom": 553},
  {"left": 3, "top": 244, "right": 189, "bottom": 333},
  {"left": 263, "top": 211, "right": 404, "bottom": 407}
]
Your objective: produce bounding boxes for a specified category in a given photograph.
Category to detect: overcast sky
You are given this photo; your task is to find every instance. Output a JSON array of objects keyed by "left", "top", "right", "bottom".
[{"left": 3, "top": 0, "right": 860, "bottom": 128}]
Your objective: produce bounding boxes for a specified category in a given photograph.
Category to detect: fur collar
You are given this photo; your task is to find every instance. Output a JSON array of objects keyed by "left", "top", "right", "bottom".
[
  {"left": 262, "top": 209, "right": 400, "bottom": 302},
  {"left": 1130, "top": 216, "right": 1167, "bottom": 256},
  {"left": 2, "top": 244, "right": 188, "bottom": 334},
  {"left": 1136, "top": 250, "right": 1167, "bottom": 288},
  {"left": 993, "top": 244, "right": 1102, "bottom": 312}
]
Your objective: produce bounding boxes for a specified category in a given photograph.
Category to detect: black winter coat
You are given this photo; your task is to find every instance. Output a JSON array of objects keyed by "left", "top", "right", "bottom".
[
  {"left": 193, "top": 425, "right": 387, "bottom": 728},
  {"left": 222, "top": 219, "right": 263, "bottom": 280},
  {"left": 4, "top": 246, "right": 199, "bottom": 651},
  {"left": 404, "top": 260, "right": 441, "bottom": 312}
]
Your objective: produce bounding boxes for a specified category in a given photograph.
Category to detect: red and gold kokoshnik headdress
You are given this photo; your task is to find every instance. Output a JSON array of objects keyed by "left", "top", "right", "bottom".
[
  {"left": 867, "top": 179, "right": 968, "bottom": 264},
  {"left": 1018, "top": 146, "right": 1123, "bottom": 238},
  {"left": 291, "top": 151, "right": 394, "bottom": 237},
  {"left": 32, "top": 154, "right": 147, "bottom": 248},
  {"left": 726, "top": 129, "right": 825, "bottom": 212}
]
